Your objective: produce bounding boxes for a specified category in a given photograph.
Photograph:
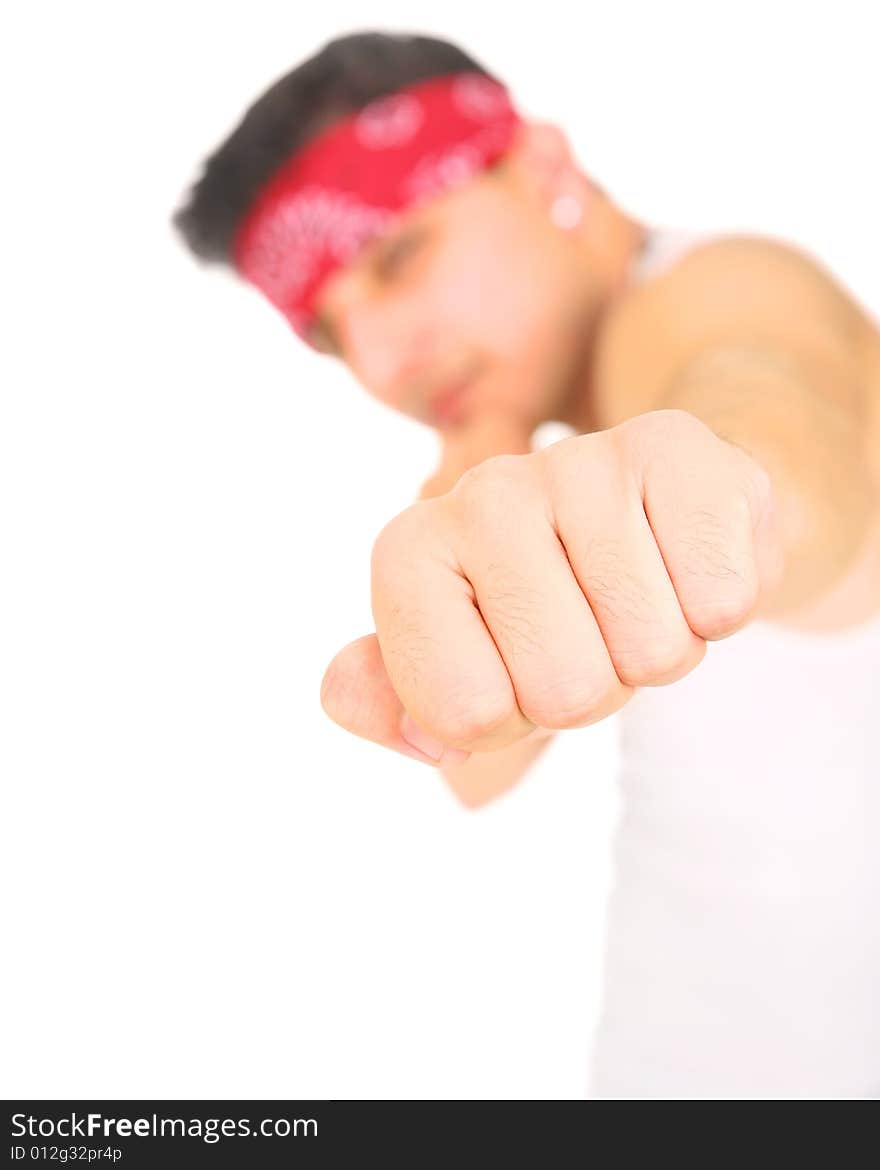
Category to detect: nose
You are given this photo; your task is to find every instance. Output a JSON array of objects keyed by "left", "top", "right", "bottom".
[{"left": 335, "top": 299, "right": 430, "bottom": 413}]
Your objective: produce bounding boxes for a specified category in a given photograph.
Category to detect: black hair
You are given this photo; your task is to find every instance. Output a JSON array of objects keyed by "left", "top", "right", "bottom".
[{"left": 171, "top": 31, "right": 498, "bottom": 268}]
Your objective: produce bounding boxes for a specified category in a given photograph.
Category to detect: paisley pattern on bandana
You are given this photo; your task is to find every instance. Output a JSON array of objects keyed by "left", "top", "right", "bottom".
[
  {"left": 232, "top": 72, "right": 522, "bottom": 345},
  {"left": 354, "top": 93, "right": 425, "bottom": 149},
  {"left": 239, "top": 187, "right": 394, "bottom": 310}
]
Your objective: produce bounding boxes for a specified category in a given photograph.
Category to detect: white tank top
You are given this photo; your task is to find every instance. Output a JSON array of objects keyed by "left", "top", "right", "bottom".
[{"left": 588, "top": 227, "right": 880, "bottom": 1099}]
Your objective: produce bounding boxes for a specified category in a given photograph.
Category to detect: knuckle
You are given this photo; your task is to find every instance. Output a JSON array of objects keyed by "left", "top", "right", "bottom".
[
  {"left": 643, "top": 407, "right": 705, "bottom": 439},
  {"left": 691, "top": 583, "right": 759, "bottom": 637},
  {"left": 541, "top": 429, "right": 593, "bottom": 478},
  {"left": 370, "top": 513, "right": 406, "bottom": 574},
  {"left": 435, "top": 687, "right": 518, "bottom": 745},
  {"left": 610, "top": 631, "right": 696, "bottom": 687},
  {"left": 614, "top": 408, "right": 709, "bottom": 466},
  {"left": 452, "top": 453, "right": 532, "bottom": 518},
  {"left": 370, "top": 501, "right": 434, "bottom": 584},
  {"left": 543, "top": 431, "right": 616, "bottom": 509},
  {"left": 518, "top": 670, "right": 615, "bottom": 729},
  {"left": 615, "top": 406, "right": 680, "bottom": 443}
]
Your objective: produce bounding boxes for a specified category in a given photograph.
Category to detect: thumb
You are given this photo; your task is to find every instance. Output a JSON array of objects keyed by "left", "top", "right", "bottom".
[{"left": 320, "top": 633, "right": 471, "bottom": 767}]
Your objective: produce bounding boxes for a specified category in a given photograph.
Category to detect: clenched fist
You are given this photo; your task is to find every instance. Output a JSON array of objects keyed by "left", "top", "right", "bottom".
[{"left": 320, "top": 409, "right": 783, "bottom": 766}]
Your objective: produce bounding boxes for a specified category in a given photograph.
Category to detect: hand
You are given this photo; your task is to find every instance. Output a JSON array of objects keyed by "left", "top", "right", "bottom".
[{"left": 320, "top": 410, "right": 783, "bottom": 765}]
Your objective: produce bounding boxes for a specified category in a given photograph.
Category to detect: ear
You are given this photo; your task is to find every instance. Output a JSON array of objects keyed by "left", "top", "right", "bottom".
[{"left": 502, "top": 120, "right": 582, "bottom": 211}]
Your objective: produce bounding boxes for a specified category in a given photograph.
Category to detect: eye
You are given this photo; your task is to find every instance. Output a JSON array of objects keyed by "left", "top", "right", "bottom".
[{"left": 373, "top": 229, "right": 426, "bottom": 281}]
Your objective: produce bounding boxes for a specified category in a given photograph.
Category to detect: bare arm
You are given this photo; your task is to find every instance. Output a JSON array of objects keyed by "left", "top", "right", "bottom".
[
  {"left": 438, "top": 725, "right": 557, "bottom": 809},
  {"left": 655, "top": 343, "right": 876, "bottom": 617},
  {"left": 642, "top": 240, "right": 878, "bottom": 618}
]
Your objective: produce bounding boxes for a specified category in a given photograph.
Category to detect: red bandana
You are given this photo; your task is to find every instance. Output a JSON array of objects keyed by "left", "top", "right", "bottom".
[{"left": 232, "top": 72, "right": 523, "bottom": 345}]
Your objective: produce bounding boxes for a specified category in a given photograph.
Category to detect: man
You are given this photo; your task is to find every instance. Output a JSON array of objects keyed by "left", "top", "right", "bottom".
[{"left": 173, "top": 32, "right": 879, "bottom": 1098}]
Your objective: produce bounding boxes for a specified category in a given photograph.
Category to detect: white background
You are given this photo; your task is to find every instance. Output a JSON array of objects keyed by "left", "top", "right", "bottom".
[{"left": 1, "top": 1, "right": 877, "bottom": 1099}]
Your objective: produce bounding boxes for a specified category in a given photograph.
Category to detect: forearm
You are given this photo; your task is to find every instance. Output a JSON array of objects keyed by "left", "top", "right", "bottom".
[
  {"left": 440, "top": 725, "right": 556, "bottom": 809},
  {"left": 656, "top": 346, "right": 878, "bottom": 615}
]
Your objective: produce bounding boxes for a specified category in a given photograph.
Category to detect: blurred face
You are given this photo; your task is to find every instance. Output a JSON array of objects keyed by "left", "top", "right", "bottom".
[{"left": 310, "top": 159, "right": 600, "bottom": 434}]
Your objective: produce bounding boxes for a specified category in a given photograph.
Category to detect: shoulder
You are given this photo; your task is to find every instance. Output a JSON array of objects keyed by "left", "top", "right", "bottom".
[
  {"left": 638, "top": 232, "right": 864, "bottom": 349},
  {"left": 594, "top": 232, "right": 871, "bottom": 426}
]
